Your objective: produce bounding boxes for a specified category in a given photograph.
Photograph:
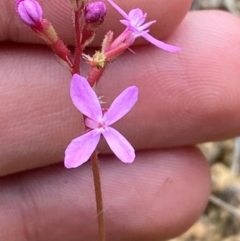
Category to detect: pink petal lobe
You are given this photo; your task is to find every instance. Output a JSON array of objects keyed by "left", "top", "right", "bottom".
[
  {"left": 142, "top": 33, "right": 181, "bottom": 52},
  {"left": 107, "top": 0, "right": 129, "bottom": 20},
  {"left": 120, "top": 19, "right": 132, "bottom": 28},
  {"left": 103, "top": 86, "right": 138, "bottom": 126},
  {"left": 128, "top": 9, "right": 146, "bottom": 26},
  {"left": 102, "top": 127, "right": 135, "bottom": 163},
  {"left": 139, "top": 20, "right": 156, "bottom": 31},
  {"left": 70, "top": 74, "right": 102, "bottom": 121},
  {"left": 64, "top": 130, "right": 101, "bottom": 168}
]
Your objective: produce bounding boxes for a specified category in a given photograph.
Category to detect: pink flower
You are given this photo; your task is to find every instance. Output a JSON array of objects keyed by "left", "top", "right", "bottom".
[
  {"left": 107, "top": 0, "right": 180, "bottom": 52},
  {"left": 64, "top": 74, "right": 138, "bottom": 168},
  {"left": 16, "top": 0, "right": 43, "bottom": 27}
]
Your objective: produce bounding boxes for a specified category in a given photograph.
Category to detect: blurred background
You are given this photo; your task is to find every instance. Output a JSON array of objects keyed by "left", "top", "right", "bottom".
[{"left": 171, "top": 1, "right": 240, "bottom": 241}]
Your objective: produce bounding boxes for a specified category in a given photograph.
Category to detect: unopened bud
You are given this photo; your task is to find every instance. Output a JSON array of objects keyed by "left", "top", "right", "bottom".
[
  {"left": 16, "top": 0, "right": 43, "bottom": 28},
  {"left": 85, "top": 2, "right": 107, "bottom": 23}
]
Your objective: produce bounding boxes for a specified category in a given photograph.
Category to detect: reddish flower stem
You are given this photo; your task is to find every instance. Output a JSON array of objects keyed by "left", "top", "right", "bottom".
[
  {"left": 91, "top": 151, "right": 106, "bottom": 241},
  {"left": 72, "top": 4, "right": 106, "bottom": 239},
  {"left": 88, "top": 67, "right": 105, "bottom": 87},
  {"left": 73, "top": 9, "right": 82, "bottom": 74},
  {"left": 105, "top": 42, "right": 129, "bottom": 60}
]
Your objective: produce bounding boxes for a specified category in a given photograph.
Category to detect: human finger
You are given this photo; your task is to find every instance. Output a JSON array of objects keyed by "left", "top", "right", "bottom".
[
  {"left": 2, "top": 0, "right": 192, "bottom": 44},
  {"left": 1, "top": 11, "right": 240, "bottom": 175},
  {"left": 0, "top": 147, "right": 211, "bottom": 241}
]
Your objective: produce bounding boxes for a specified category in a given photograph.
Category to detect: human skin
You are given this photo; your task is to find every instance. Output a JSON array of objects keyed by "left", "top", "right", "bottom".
[{"left": 1, "top": 0, "right": 240, "bottom": 240}]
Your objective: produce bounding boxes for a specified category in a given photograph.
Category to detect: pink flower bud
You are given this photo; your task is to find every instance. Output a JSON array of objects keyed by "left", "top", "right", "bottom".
[
  {"left": 16, "top": 0, "right": 43, "bottom": 27},
  {"left": 85, "top": 2, "right": 107, "bottom": 23}
]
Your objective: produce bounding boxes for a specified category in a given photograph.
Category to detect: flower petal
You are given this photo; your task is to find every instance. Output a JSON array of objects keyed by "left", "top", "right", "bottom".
[
  {"left": 128, "top": 9, "right": 146, "bottom": 27},
  {"left": 102, "top": 127, "right": 135, "bottom": 163},
  {"left": 120, "top": 19, "right": 132, "bottom": 29},
  {"left": 103, "top": 86, "right": 138, "bottom": 126},
  {"left": 142, "top": 33, "right": 181, "bottom": 52},
  {"left": 70, "top": 74, "right": 102, "bottom": 121},
  {"left": 107, "top": 0, "right": 129, "bottom": 20},
  {"left": 64, "top": 130, "right": 101, "bottom": 168},
  {"left": 138, "top": 20, "right": 156, "bottom": 32}
]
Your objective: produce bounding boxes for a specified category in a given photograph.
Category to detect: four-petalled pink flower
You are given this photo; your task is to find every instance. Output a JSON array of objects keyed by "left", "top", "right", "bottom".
[
  {"left": 64, "top": 74, "right": 138, "bottom": 168},
  {"left": 107, "top": 0, "right": 180, "bottom": 52}
]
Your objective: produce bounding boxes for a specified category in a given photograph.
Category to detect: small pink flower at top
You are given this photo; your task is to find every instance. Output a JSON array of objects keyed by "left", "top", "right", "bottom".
[
  {"left": 107, "top": 0, "right": 180, "bottom": 52},
  {"left": 64, "top": 74, "right": 138, "bottom": 168},
  {"left": 16, "top": 0, "right": 43, "bottom": 27}
]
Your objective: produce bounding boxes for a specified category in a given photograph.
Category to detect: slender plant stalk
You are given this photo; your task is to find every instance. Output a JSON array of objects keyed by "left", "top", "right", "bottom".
[
  {"left": 75, "top": 4, "right": 106, "bottom": 236},
  {"left": 88, "top": 67, "right": 105, "bottom": 87},
  {"left": 73, "top": 8, "right": 82, "bottom": 74},
  {"left": 91, "top": 151, "right": 106, "bottom": 241}
]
